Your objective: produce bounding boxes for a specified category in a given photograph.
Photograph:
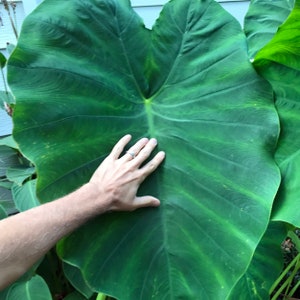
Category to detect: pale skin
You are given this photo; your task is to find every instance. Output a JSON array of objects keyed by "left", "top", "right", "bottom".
[{"left": 0, "top": 134, "right": 165, "bottom": 290}]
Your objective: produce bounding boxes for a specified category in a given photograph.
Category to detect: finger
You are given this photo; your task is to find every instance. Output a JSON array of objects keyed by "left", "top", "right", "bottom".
[
  {"left": 110, "top": 134, "right": 132, "bottom": 159},
  {"left": 123, "top": 137, "right": 149, "bottom": 161},
  {"left": 139, "top": 151, "right": 165, "bottom": 179},
  {"left": 132, "top": 196, "right": 160, "bottom": 210},
  {"left": 131, "top": 138, "right": 158, "bottom": 167}
]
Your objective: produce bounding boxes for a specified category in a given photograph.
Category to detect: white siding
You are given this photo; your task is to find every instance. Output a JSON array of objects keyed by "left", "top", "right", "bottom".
[
  {"left": 22, "top": 0, "right": 250, "bottom": 27},
  {"left": 0, "top": 1, "right": 26, "bottom": 136},
  {"left": 0, "top": 109, "right": 12, "bottom": 136},
  {"left": 134, "top": 2, "right": 249, "bottom": 28},
  {"left": 0, "top": 1, "right": 25, "bottom": 48}
]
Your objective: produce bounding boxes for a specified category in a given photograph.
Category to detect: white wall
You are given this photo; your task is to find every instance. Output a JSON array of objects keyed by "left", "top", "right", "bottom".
[
  {"left": 0, "top": 1, "right": 26, "bottom": 136},
  {"left": 0, "top": 1, "right": 25, "bottom": 48},
  {"left": 133, "top": 1, "right": 249, "bottom": 28},
  {"left": 22, "top": 0, "right": 250, "bottom": 28}
]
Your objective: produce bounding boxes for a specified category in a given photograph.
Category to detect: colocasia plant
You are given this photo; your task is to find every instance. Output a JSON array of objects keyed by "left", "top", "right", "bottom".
[{"left": 2, "top": 0, "right": 300, "bottom": 298}]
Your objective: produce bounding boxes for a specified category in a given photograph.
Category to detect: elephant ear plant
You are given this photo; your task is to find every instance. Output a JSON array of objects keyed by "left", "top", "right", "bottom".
[{"left": 4, "top": 0, "right": 300, "bottom": 298}]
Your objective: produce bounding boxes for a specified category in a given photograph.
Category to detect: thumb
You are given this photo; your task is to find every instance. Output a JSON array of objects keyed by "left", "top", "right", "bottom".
[{"left": 133, "top": 196, "right": 160, "bottom": 209}]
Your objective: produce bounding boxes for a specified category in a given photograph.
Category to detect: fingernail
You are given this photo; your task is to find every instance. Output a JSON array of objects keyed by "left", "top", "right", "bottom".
[
  {"left": 159, "top": 151, "right": 166, "bottom": 160},
  {"left": 153, "top": 199, "right": 160, "bottom": 206},
  {"left": 150, "top": 138, "right": 157, "bottom": 145}
]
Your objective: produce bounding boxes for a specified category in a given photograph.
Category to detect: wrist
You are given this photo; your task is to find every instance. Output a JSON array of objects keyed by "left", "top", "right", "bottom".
[{"left": 83, "top": 182, "right": 113, "bottom": 215}]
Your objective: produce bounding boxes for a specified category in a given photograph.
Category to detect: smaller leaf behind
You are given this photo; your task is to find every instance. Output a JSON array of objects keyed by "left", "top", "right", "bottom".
[
  {"left": 63, "top": 262, "right": 95, "bottom": 299},
  {"left": 6, "top": 275, "right": 52, "bottom": 300},
  {"left": 254, "top": 0, "right": 300, "bottom": 227},
  {"left": 0, "top": 52, "right": 6, "bottom": 69},
  {"left": 244, "top": 0, "right": 294, "bottom": 59},
  {"left": 12, "top": 179, "right": 40, "bottom": 212},
  {"left": 0, "top": 204, "right": 7, "bottom": 219}
]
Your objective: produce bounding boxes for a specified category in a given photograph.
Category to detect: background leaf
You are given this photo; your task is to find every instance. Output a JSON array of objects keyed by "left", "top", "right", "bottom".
[
  {"left": 254, "top": 0, "right": 300, "bottom": 227},
  {"left": 0, "top": 52, "right": 6, "bottom": 69},
  {"left": 0, "top": 136, "right": 18, "bottom": 149},
  {"left": 7, "top": 167, "right": 35, "bottom": 185},
  {"left": 0, "top": 182, "right": 16, "bottom": 216},
  {"left": 0, "top": 144, "right": 20, "bottom": 177},
  {"left": 11, "top": 179, "right": 39, "bottom": 212},
  {"left": 6, "top": 275, "right": 52, "bottom": 300},
  {"left": 63, "top": 291, "right": 88, "bottom": 300},
  {"left": 63, "top": 263, "right": 95, "bottom": 299},
  {"left": 0, "top": 91, "right": 15, "bottom": 108},
  {"left": 0, "top": 204, "right": 7, "bottom": 220},
  {"left": 228, "top": 222, "right": 286, "bottom": 299},
  {"left": 0, "top": 142, "right": 19, "bottom": 215},
  {"left": 244, "top": 0, "right": 294, "bottom": 59},
  {"left": 8, "top": 0, "right": 280, "bottom": 298}
]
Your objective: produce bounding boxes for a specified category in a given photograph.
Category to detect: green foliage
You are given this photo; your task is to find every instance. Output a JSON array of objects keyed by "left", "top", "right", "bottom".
[
  {"left": 62, "top": 263, "right": 95, "bottom": 299},
  {"left": 0, "top": 49, "right": 14, "bottom": 111},
  {"left": 270, "top": 229, "right": 300, "bottom": 299},
  {"left": 0, "top": 136, "right": 22, "bottom": 216},
  {"left": 244, "top": 0, "right": 295, "bottom": 59},
  {"left": 0, "top": 53, "right": 6, "bottom": 69},
  {"left": 8, "top": 0, "right": 280, "bottom": 298},
  {"left": 0, "top": 136, "right": 97, "bottom": 298},
  {"left": 228, "top": 222, "right": 287, "bottom": 299},
  {"left": 1, "top": 0, "right": 300, "bottom": 298},
  {"left": 0, "top": 135, "right": 36, "bottom": 213},
  {"left": 254, "top": 0, "right": 300, "bottom": 229},
  {"left": 0, "top": 204, "right": 7, "bottom": 220},
  {"left": 5, "top": 275, "right": 52, "bottom": 300}
]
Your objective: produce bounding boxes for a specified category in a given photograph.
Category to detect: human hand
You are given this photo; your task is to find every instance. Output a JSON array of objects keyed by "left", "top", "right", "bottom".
[{"left": 89, "top": 134, "right": 165, "bottom": 212}]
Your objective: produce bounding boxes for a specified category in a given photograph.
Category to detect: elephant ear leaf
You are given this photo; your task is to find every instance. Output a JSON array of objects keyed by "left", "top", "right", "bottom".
[
  {"left": 244, "top": 0, "right": 294, "bottom": 59},
  {"left": 254, "top": 0, "right": 300, "bottom": 227},
  {"left": 8, "top": 0, "right": 280, "bottom": 299}
]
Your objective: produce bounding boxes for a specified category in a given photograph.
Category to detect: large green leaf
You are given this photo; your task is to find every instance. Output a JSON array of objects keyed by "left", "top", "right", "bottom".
[
  {"left": 244, "top": 0, "right": 294, "bottom": 59},
  {"left": 8, "top": 0, "right": 280, "bottom": 298},
  {"left": 254, "top": 0, "right": 300, "bottom": 227}
]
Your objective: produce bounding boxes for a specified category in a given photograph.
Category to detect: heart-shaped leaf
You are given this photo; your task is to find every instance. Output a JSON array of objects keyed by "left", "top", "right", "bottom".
[{"left": 8, "top": 0, "right": 280, "bottom": 298}]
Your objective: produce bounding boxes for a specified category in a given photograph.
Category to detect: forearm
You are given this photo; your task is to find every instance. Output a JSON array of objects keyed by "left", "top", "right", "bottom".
[
  {"left": 0, "top": 183, "right": 108, "bottom": 290},
  {"left": 0, "top": 135, "right": 165, "bottom": 290}
]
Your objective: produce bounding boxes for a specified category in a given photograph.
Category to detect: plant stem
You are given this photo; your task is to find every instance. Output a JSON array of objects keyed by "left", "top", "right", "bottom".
[
  {"left": 270, "top": 253, "right": 300, "bottom": 299},
  {"left": 2, "top": 0, "right": 18, "bottom": 39}
]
